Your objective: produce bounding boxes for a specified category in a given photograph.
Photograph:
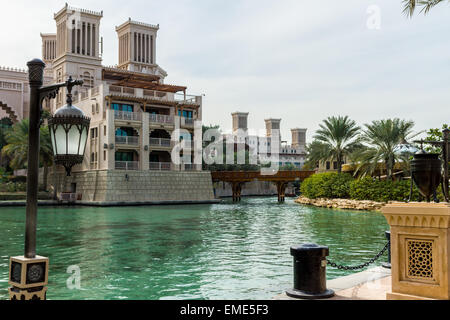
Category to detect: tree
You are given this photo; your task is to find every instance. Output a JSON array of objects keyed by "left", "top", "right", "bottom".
[
  {"left": 307, "top": 116, "right": 361, "bottom": 173},
  {"left": 402, "top": 0, "right": 448, "bottom": 17},
  {"left": 0, "top": 117, "right": 13, "bottom": 168},
  {"left": 424, "top": 124, "right": 449, "bottom": 154},
  {"left": 354, "top": 118, "right": 419, "bottom": 180},
  {"left": 1, "top": 119, "right": 53, "bottom": 190}
]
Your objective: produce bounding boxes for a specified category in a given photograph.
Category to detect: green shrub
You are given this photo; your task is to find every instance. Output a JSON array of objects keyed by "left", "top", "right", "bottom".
[
  {"left": 300, "top": 172, "right": 353, "bottom": 199},
  {"left": 0, "top": 181, "right": 27, "bottom": 193},
  {"left": 349, "top": 178, "right": 420, "bottom": 202},
  {"left": 301, "top": 173, "right": 429, "bottom": 202}
]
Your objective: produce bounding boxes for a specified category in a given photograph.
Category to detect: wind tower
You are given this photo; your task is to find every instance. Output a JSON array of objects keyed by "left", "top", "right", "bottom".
[
  {"left": 115, "top": 18, "right": 166, "bottom": 79},
  {"left": 52, "top": 4, "right": 103, "bottom": 108}
]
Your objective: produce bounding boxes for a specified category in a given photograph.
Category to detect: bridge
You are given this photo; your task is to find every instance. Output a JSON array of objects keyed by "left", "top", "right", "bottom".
[{"left": 211, "top": 170, "right": 315, "bottom": 203}]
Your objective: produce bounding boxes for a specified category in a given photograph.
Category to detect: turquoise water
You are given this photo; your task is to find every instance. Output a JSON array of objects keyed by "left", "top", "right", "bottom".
[{"left": 0, "top": 197, "right": 389, "bottom": 300}]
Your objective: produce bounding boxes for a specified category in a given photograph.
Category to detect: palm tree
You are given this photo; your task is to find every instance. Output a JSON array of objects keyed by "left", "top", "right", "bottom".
[
  {"left": 402, "top": 0, "right": 448, "bottom": 17},
  {"left": 1, "top": 119, "right": 54, "bottom": 190},
  {"left": 307, "top": 116, "right": 361, "bottom": 173},
  {"left": 1, "top": 120, "right": 29, "bottom": 169},
  {"left": 354, "top": 118, "right": 419, "bottom": 180}
]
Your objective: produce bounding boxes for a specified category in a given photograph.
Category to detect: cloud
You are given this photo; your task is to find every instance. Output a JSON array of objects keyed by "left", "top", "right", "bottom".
[{"left": 1, "top": 0, "right": 449, "bottom": 142}]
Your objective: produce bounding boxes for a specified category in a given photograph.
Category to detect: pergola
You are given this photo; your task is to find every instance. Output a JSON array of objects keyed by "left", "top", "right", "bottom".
[{"left": 102, "top": 67, "right": 187, "bottom": 93}]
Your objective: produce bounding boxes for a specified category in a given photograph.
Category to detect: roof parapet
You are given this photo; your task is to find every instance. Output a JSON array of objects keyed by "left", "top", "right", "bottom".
[
  {"left": 54, "top": 3, "right": 103, "bottom": 19},
  {"left": 0, "top": 66, "right": 27, "bottom": 73},
  {"left": 116, "top": 17, "right": 159, "bottom": 31}
]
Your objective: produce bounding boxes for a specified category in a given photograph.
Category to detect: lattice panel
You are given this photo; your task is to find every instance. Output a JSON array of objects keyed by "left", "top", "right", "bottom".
[{"left": 407, "top": 240, "right": 434, "bottom": 279}]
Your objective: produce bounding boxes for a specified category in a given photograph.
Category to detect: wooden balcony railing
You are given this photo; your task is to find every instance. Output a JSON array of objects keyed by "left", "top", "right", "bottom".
[
  {"left": 149, "top": 138, "right": 171, "bottom": 147},
  {"left": 184, "top": 164, "right": 196, "bottom": 171},
  {"left": 115, "top": 136, "right": 140, "bottom": 146},
  {"left": 115, "top": 161, "right": 139, "bottom": 171},
  {"left": 149, "top": 162, "right": 171, "bottom": 171},
  {"left": 114, "top": 110, "right": 142, "bottom": 121},
  {"left": 149, "top": 114, "right": 174, "bottom": 125}
]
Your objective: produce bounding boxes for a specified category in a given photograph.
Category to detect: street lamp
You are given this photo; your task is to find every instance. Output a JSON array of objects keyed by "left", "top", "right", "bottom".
[{"left": 8, "top": 59, "right": 88, "bottom": 300}]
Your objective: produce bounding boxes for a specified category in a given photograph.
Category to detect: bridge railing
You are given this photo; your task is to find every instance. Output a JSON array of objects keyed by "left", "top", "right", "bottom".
[{"left": 210, "top": 170, "right": 315, "bottom": 182}]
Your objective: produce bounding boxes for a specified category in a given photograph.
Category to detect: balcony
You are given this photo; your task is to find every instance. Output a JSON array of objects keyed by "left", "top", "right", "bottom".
[
  {"left": 115, "top": 161, "right": 139, "bottom": 171},
  {"left": 149, "top": 162, "right": 171, "bottom": 171},
  {"left": 149, "top": 114, "right": 174, "bottom": 125},
  {"left": 149, "top": 138, "right": 172, "bottom": 148},
  {"left": 108, "top": 85, "right": 200, "bottom": 105},
  {"left": 114, "top": 110, "right": 142, "bottom": 122},
  {"left": 109, "top": 85, "right": 136, "bottom": 96},
  {"left": 183, "top": 164, "right": 196, "bottom": 171},
  {"left": 115, "top": 136, "right": 139, "bottom": 146},
  {"left": 181, "top": 117, "right": 195, "bottom": 128}
]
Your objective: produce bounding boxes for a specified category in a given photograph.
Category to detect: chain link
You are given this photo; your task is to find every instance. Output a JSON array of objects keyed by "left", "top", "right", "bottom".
[{"left": 327, "top": 242, "right": 390, "bottom": 271}]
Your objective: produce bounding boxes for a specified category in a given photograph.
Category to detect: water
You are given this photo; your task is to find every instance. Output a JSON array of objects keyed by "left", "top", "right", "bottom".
[{"left": 0, "top": 197, "right": 389, "bottom": 300}]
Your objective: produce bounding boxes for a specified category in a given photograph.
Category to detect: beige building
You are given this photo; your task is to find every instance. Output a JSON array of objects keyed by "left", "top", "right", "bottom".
[
  {"left": 1, "top": 4, "right": 215, "bottom": 203},
  {"left": 224, "top": 112, "right": 308, "bottom": 169}
]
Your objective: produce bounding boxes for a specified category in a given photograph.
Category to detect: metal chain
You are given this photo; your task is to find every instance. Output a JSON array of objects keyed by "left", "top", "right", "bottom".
[{"left": 327, "top": 242, "right": 390, "bottom": 271}]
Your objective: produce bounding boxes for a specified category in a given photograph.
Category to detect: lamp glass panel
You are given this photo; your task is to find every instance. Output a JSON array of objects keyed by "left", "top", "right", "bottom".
[
  {"left": 78, "top": 126, "right": 88, "bottom": 156},
  {"left": 54, "top": 125, "right": 67, "bottom": 155},
  {"left": 67, "top": 125, "right": 81, "bottom": 155},
  {"left": 50, "top": 128, "right": 57, "bottom": 155}
]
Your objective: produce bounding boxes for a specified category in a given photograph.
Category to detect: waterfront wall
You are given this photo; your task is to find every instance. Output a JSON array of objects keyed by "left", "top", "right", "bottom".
[{"left": 49, "top": 170, "right": 216, "bottom": 203}]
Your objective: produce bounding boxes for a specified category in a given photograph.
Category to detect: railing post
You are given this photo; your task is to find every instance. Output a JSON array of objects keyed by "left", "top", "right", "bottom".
[
  {"left": 382, "top": 231, "right": 391, "bottom": 269},
  {"left": 286, "top": 244, "right": 335, "bottom": 299}
]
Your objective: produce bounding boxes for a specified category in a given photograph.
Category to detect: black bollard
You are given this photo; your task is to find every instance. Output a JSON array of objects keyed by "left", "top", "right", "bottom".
[
  {"left": 286, "top": 244, "right": 335, "bottom": 299},
  {"left": 382, "top": 231, "right": 391, "bottom": 269}
]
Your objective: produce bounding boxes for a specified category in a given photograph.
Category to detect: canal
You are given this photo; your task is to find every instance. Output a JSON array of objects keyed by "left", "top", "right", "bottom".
[{"left": 0, "top": 197, "right": 389, "bottom": 300}]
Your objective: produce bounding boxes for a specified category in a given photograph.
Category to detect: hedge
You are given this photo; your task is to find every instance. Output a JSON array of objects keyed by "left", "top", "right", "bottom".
[
  {"left": 300, "top": 172, "right": 428, "bottom": 202},
  {"left": 300, "top": 172, "right": 353, "bottom": 199},
  {"left": 349, "top": 177, "right": 420, "bottom": 202}
]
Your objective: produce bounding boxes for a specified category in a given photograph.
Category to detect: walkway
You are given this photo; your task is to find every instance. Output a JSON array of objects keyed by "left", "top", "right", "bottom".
[{"left": 274, "top": 267, "right": 391, "bottom": 300}]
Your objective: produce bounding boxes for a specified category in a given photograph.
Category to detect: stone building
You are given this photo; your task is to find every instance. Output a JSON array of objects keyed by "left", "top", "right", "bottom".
[
  {"left": 223, "top": 112, "right": 308, "bottom": 169},
  {"left": 1, "top": 4, "right": 215, "bottom": 203}
]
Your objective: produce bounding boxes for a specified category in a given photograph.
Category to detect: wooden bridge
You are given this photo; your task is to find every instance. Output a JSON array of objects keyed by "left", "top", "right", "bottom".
[{"left": 211, "top": 171, "right": 315, "bottom": 203}]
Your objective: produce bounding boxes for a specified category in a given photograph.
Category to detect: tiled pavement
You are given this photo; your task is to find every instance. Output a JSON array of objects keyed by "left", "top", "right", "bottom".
[{"left": 274, "top": 267, "right": 391, "bottom": 300}]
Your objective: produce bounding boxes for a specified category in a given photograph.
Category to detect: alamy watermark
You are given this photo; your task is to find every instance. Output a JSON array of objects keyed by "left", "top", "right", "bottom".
[
  {"left": 367, "top": 5, "right": 381, "bottom": 30},
  {"left": 67, "top": 265, "right": 81, "bottom": 290},
  {"left": 170, "top": 117, "right": 282, "bottom": 174}
]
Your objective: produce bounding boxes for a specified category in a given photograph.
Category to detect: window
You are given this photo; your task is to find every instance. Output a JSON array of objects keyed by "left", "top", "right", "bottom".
[
  {"left": 81, "top": 71, "right": 94, "bottom": 89},
  {"left": 90, "top": 128, "right": 98, "bottom": 139},
  {"left": 104, "top": 126, "right": 106, "bottom": 136},
  {"left": 116, "top": 128, "right": 135, "bottom": 137},
  {"left": 115, "top": 152, "right": 134, "bottom": 162},
  {"left": 333, "top": 162, "right": 338, "bottom": 170},
  {"left": 326, "top": 162, "right": 331, "bottom": 170},
  {"left": 104, "top": 150, "right": 106, "bottom": 161},
  {"left": 112, "top": 103, "right": 133, "bottom": 112}
]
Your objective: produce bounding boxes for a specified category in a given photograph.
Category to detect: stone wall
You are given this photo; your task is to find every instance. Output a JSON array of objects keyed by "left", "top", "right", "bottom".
[{"left": 48, "top": 170, "right": 215, "bottom": 203}]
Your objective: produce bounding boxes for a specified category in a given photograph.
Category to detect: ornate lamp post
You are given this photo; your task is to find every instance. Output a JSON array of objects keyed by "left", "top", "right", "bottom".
[
  {"left": 410, "top": 129, "right": 450, "bottom": 203},
  {"left": 8, "top": 59, "right": 89, "bottom": 300}
]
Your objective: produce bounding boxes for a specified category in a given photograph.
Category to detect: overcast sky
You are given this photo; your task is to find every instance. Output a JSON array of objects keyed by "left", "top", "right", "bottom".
[{"left": 1, "top": 0, "right": 449, "bottom": 142}]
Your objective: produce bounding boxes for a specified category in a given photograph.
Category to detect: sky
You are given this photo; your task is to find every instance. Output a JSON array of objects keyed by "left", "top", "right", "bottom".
[{"left": 1, "top": 0, "right": 449, "bottom": 143}]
